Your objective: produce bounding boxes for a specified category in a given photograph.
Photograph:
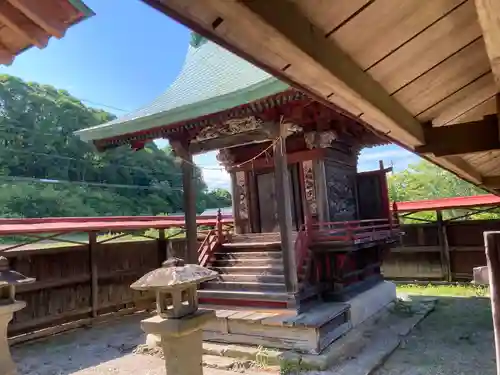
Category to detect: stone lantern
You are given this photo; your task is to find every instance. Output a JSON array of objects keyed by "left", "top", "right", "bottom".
[
  {"left": 0, "top": 256, "right": 35, "bottom": 375},
  {"left": 131, "top": 258, "right": 217, "bottom": 375}
]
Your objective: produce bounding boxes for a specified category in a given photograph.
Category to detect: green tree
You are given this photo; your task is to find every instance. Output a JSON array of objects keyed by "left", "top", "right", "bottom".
[
  {"left": 0, "top": 74, "right": 231, "bottom": 218},
  {"left": 388, "top": 160, "right": 495, "bottom": 221}
]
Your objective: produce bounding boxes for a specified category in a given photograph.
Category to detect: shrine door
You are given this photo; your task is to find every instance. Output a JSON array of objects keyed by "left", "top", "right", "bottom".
[{"left": 256, "top": 164, "right": 302, "bottom": 233}]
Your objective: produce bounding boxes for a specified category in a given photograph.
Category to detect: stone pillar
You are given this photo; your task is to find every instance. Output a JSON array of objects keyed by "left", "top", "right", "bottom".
[
  {"left": 141, "top": 311, "right": 213, "bottom": 375},
  {"left": 0, "top": 302, "right": 25, "bottom": 375},
  {"left": 273, "top": 124, "right": 298, "bottom": 294}
]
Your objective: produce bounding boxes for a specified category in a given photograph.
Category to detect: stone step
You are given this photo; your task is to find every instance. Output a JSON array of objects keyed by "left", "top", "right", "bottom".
[
  {"left": 211, "top": 266, "right": 284, "bottom": 275},
  {"left": 202, "top": 281, "right": 287, "bottom": 293},
  {"left": 221, "top": 242, "right": 282, "bottom": 250},
  {"left": 214, "top": 251, "right": 283, "bottom": 259},
  {"left": 217, "top": 274, "right": 285, "bottom": 283},
  {"left": 230, "top": 232, "right": 283, "bottom": 243},
  {"left": 213, "top": 258, "right": 283, "bottom": 267},
  {"left": 198, "top": 289, "right": 290, "bottom": 302}
]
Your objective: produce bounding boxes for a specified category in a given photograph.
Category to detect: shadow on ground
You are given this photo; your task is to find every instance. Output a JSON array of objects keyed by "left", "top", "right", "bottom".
[
  {"left": 375, "top": 296, "right": 495, "bottom": 375},
  {"left": 12, "top": 314, "right": 147, "bottom": 375}
]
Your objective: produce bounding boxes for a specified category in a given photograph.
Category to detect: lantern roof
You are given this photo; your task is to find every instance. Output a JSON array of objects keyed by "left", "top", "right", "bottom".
[{"left": 130, "top": 263, "right": 218, "bottom": 290}]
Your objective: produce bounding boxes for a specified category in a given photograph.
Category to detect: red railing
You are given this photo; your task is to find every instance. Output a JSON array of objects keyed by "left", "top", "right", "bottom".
[
  {"left": 197, "top": 209, "right": 227, "bottom": 267},
  {"left": 310, "top": 218, "right": 400, "bottom": 244},
  {"left": 294, "top": 213, "right": 313, "bottom": 280}
]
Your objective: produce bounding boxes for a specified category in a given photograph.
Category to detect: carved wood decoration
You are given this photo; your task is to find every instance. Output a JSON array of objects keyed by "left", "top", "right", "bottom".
[
  {"left": 216, "top": 148, "right": 235, "bottom": 168},
  {"left": 194, "top": 116, "right": 263, "bottom": 142},
  {"left": 302, "top": 160, "right": 317, "bottom": 216},
  {"left": 234, "top": 171, "right": 249, "bottom": 232},
  {"left": 304, "top": 130, "right": 337, "bottom": 149}
]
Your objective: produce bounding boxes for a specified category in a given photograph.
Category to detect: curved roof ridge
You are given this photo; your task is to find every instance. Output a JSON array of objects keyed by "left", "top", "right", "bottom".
[{"left": 76, "top": 41, "right": 285, "bottom": 142}]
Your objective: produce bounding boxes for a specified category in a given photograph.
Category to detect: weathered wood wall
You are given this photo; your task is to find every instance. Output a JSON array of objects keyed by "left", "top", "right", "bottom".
[
  {"left": 383, "top": 219, "right": 497, "bottom": 281},
  {"left": 7, "top": 238, "right": 192, "bottom": 339}
]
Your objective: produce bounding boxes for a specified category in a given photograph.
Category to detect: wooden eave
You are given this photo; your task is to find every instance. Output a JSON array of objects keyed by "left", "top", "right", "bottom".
[
  {"left": 141, "top": 0, "right": 500, "bottom": 195},
  {"left": 94, "top": 88, "right": 386, "bottom": 153},
  {"left": 0, "top": 0, "right": 93, "bottom": 65}
]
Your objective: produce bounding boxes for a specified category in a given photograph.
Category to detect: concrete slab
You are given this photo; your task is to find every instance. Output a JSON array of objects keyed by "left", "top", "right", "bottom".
[{"left": 347, "top": 281, "right": 396, "bottom": 327}]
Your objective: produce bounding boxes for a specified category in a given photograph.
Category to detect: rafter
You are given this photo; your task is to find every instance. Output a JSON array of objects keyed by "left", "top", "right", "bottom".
[
  {"left": 416, "top": 115, "right": 500, "bottom": 156},
  {"left": 475, "top": 0, "right": 500, "bottom": 89},
  {"left": 0, "top": 1, "right": 48, "bottom": 48},
  {"left": 8, "top": 0, "right": 66, "bottom": 38}
]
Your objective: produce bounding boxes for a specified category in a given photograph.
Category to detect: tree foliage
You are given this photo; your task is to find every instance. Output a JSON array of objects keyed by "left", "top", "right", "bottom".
[
  {"left": 0, "top": 74, "right": 231, "bottom": 218},
  {"left": 388, "top": 160, "right": 496, "bottom": 221}
]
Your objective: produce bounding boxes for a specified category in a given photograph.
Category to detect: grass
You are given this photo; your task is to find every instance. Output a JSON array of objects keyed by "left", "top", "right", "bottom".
[{"left": 397, "top": 283, "right": 489, "bottom": 298}]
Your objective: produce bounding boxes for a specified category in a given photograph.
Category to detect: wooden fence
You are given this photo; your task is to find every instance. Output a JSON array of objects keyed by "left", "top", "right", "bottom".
[
  {"left": 382, "top": 219, "right": 497, "bottom": 281},
  {"left": 5, "top": 217, "right": 498, "bottom": 343},
  {"left": 6, "top": 237, "right": 192, "bottom": 343}
]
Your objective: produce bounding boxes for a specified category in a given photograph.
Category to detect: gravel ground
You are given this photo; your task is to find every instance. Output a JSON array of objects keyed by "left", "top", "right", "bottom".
[
  {"left": 10, "top": 296, "right": 495, "bottom": 375},
  {"left": 375, "top": 296, "right": 495, "bottom": 375}
]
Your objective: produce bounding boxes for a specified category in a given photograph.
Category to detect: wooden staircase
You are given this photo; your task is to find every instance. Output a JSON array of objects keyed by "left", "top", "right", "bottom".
[{"left": 198, "top": 233, "right": 298, "bottom": 309}]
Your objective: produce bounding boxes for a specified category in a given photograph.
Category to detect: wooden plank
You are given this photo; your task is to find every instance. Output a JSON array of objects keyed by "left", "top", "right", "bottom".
[
  {"left": 475, "top": 0, "right": 500, "bottom": 89},
  {"left": 240, "top": 312, "right": 277, "bottom": 322},
  {"left": 0, "top": 1, "right": 48, "bottom": 47},
  {"left": 369, "top": 0, "right": 482, "bottom": 94},
  {"left": 8, "top": 0, "right": 66, "bottom": 38},
  {"left": 332, "top": 0, "right": 464, "bottom": 68},
  {"left": 290, "top": 0, "right": 372, "bottom": 36},
  {"left": 436, "top": 210, "right": 452, "bottom": 281},
  {"left": 393, "top": 39, "right": 490, "bottom": 116},
  {"left": 453, "top": 95, "right": 497, "bottom": 124},
  {"left": 419, "top": 73, "right": 496, "bottom": 125},
  {"left": 215, "top": 309, "right": 239, "bottom": 319},
  {"left": 227, "top": 319, "right": 315, "bottom": 341}
]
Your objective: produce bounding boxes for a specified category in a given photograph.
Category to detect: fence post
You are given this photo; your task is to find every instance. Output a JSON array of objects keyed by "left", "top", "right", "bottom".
[
  {"left": 88, "top": 231, "right": 98, "bottom": 319},
  {"left": 158, "top": 228, "right": 167, "bottom": 265},
  {"left": 485, "top": 232, "right": 500, "bottom": 375},
  {"left": 216, "top": 209, "right": 223, "bottom": 244},
  {"left": 436, "top": 210, "right": 452, "bottom": 281}
]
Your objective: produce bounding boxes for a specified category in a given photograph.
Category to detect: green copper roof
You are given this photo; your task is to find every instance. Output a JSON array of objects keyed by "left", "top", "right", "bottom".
[{"left": 76, "top": 40, "right": 288, "bottom": 143}]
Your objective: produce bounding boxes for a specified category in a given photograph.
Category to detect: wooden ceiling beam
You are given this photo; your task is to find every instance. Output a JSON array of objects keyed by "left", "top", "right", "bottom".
[
  {"left": 0, "top": 1, "right": 49, "bottom": 48},
  {"left": 416, "top": 115, "right": 500, "bottom": 156},
  {"left": 8, "top": 0, "right": 66, "bottom": 38},
  {"left": 483, "top": 175, "right": 500, "bottom": 189},
  {"left": 203, "top": 0, "right": 424, "bottom": 146},
  {"left": 475, "top": 0, "right": 500, "bottom": 89}
]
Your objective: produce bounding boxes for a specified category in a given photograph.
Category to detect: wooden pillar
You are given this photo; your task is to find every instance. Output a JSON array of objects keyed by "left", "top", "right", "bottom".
[
  {"left": 182, "top": 154, "right": 198, "bottom": 264},
  {"left": 229, "top": 171, "right": 240, "bottom": 234},
  {"left": 436, "top": 210, "right": 452, "bottom": 281},
  {"left": 88, "top": 231, "right": 98, "bottom": 318},
  {"left": 273, "top": 125, "right": 298, "bottom": 294},
  {"left": 172, "top": 140, "right": 198, "bottom": 264},
  {"left": 485, "top": 232, "right": 500, "bottom": 375}
]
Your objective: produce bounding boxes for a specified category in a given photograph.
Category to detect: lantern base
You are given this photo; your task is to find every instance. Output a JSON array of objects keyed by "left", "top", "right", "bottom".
[
  {"left": 0, "top": 300, "right": 26, "bottom": 375},
  {"left": 140, "top": 309, "right": 215, "bottom": 375}
]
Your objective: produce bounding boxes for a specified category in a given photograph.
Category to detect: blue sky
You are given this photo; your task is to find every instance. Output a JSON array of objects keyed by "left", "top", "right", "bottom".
[{"left": 0, "top": 0, "right": 420, "bottom": 190}]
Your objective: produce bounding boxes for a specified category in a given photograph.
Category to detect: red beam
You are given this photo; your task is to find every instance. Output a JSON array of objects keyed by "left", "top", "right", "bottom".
[{"left": 396, "top": 194, "right": 500, "bottom": 213}]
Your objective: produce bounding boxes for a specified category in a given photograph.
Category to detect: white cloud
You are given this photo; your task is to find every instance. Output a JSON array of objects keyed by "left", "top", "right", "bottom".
[
  {"left": 199, "top": 166, "right": 230, "bottom": 190},
  {"left": 359, "top": 148, "right": 412, "bottom": 162}
]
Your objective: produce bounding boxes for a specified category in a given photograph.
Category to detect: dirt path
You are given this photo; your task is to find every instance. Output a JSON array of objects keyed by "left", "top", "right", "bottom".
[{"left": 375, "top": 296, "right": 495, "bottom": 375}]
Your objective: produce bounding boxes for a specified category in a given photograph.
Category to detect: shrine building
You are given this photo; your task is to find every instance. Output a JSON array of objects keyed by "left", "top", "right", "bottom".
[{"left": 76, "top": 34, "right": 401, "bottom": 351}]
